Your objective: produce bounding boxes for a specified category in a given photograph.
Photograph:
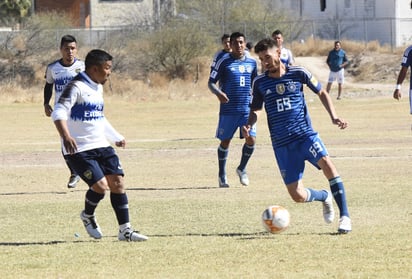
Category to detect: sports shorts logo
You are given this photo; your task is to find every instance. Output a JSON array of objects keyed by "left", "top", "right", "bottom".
[{"left": 83, "top": 170, "right": 93, "bottom": 180}]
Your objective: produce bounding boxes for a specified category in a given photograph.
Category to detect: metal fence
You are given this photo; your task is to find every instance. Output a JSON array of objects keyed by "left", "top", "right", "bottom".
[{"left": 1, "top": 17, "right": 411, "bottom": 50}]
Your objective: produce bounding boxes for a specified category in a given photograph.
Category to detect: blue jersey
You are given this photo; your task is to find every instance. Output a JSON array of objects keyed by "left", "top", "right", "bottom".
[
  {"left": 210, "top": 49, "right": 230, "bottom": 72},
  {"left": 209, "top": 53, "right": 257, "bottom": 115},
  {"left": 327, "top": 49, "right": 347, "bottom": 72},
  {"left": 401, "top": 45, "right": 412, "bottom": 90},
  {"left": 251, "top": 66, "right": 321, "bottom": 147}
]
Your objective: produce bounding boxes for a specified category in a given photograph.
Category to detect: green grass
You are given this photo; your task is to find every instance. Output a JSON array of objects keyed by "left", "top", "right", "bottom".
[{"left": 0, "top": 94, "right": 411, "bottom": 278}]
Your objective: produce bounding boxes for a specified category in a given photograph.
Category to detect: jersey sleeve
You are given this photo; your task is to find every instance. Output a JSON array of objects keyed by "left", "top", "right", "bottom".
[
  {"left": 45, "top": 65, "right": 54, "bottom": 84},
  {"left": 301, "top": 68, "right": 322, "bottom": 94},
  {"left": 104, "top": 118, "right": 124, "bottom": 143},
  {"left": 250, "top": 77, "right": 264, "bottom": 110},
  {"left": 51, "top": 82, "right": 78, "bottom": 121}
]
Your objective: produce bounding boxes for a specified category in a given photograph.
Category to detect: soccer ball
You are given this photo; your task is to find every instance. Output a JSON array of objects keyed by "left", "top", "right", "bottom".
[{"left": 262, "top": 205, "right": 290, "bottom": 233}]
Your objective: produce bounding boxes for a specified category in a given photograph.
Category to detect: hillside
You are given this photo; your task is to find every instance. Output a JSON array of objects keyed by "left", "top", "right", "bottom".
[{"left": 295, "top": 52, "right": 403, "bottom": 98}]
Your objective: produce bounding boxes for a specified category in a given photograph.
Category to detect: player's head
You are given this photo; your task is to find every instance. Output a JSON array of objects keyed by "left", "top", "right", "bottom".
[
  {"left": 221, "top": 34, "right": 231, "bottom": 52},
  {"left": 229, "top": 32, "right": 246, "bottom": 58},
  {"left": 85, "top": 49, "right": 113, "bottom": 85},
  {"left": 271, "top": 29, "right": 284, "bottom": 47},
  {"left": 334, "top": 40, "right": 341, "bottom": 50},
  {"left": 60, "top": 35, "right": 78, "bottom": 66},
  {"left": 254, "top": 38, "right": 282, "bottom": 72}
]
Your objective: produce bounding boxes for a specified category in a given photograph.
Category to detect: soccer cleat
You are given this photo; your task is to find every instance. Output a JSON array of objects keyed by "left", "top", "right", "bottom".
[
  {"left": 338, "top": 216, "right": 352, "bottom": 234},
  {"left": 218, "top": 176, "right": 229, "bottom": 188},
  {"left": 236, "top": 168, "right": 249, "bottom": 186},
  {"left": 118, "top": 228, "right": 148, "bottom": 242},
  {"left": 67, "top": 174, "right": 80, "bottom": 188},
  {"left": 80, "top": 211, "right": 103, "bottom": 239},
  {"left": 322, "top": 191, "right": 335, "bottom": 224}
]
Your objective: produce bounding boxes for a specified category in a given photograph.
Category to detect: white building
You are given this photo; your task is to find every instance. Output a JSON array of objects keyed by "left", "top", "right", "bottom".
[{"left": 272, "top": 0, "right": 412, "bottom": 47}]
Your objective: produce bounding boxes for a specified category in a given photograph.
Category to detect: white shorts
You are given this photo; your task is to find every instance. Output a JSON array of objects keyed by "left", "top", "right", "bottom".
[{"left": 328, "top": 68, "right": 344, "bottom": 84}]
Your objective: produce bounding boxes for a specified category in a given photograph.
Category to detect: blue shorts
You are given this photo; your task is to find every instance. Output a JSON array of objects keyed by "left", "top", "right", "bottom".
[
  {"left": 273, "top": 134, "right": 328, "bottom": 185},
  {"left": 216, "top": 114, "right": 257, "bottom": 140},
  {"left": 66, "top": 146, "right": 124, "bottom": 187}
]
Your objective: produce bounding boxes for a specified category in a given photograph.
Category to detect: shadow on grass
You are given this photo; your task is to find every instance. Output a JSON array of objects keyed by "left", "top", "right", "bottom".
[
  {"left": 0, "top": 191, "right": 68, "bottom": 196},
  {"left": 0, "top": 186, "right": 224, "bottom": 196},
  {"left": 0, "top": 231, "right": 343, "bottom": 246}
]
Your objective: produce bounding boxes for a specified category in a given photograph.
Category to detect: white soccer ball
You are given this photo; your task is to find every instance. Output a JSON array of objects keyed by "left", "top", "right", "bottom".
[{"left": 262, "top": 205, "right": 290, "bottom": 234}]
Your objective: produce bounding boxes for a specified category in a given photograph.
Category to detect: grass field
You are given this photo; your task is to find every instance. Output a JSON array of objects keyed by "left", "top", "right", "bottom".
[{"left": 0, "top": 90, "right": 411, "bottom": 278}]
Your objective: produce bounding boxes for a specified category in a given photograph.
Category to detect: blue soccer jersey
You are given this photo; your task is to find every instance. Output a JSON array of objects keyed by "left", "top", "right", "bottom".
[
  {"left": 251, "top": 66, "right": 321, "bottom": 147},
  {"left": 209, "top": 53, "right": 257, "bottom": 115},
  {"left": 401, "top": 45, "right": 412, "bottom": 90}
]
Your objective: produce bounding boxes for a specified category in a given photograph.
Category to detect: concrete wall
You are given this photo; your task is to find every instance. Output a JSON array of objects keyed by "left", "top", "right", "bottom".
[{"left": 90, "top": 0, "right": 153, "bottom": 27}]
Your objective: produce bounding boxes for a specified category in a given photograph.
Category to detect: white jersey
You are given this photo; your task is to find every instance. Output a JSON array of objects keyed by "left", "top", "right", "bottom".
[
  {"left": 51, "top": 72, "right": 123, "bottom": 155},
  {"left": 280, "top": 47, "right": 294, "bottom": 66},
  {"left": 45, "top": 59, "right": 85, "bottom": 104}
]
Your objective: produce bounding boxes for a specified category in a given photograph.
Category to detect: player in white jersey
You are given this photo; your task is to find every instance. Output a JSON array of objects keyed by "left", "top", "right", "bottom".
[
  {"left": 44, "top": 35, "right": 85, "bottom": 188},
  {"left": 52, "top": 49, "right": 148, "bottom": 242},
  {"left": 271, "top": 30, "right": 294, "bottom": 66}
]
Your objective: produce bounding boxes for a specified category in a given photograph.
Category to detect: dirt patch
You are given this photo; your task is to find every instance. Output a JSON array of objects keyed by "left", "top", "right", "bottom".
[{"left": 295, "top": 53, "right": 403, "bottom": 97}]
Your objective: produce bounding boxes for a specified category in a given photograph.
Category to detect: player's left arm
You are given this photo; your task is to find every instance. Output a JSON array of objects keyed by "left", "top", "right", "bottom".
[
  {"left": 318, "top": 89, "right": 348, "bottom": 129},
  {"left": 103, "top": 118, "right": 125, "bottom": 148},
  {"left": 341, "top": 51, "right": 349, "bottom": 68},
  {"left": 304, "top": 70, "right": 347, "bottom": 129}
]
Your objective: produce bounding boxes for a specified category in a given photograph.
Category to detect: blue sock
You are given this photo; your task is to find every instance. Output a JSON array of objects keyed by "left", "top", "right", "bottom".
[
  {"left": 238, "top": 144, "right": 255, "bottom": 171},
  {"left": 110, "top": 193, "right": 130, "bottom": 225},
  {"left": 329, "top": 176, "right": 350, "bottom": 217},
  {"left": 305, "top": 188, "right": 328, "bottom": 202},
  {"left": 85, "top": 189, "right": 105, "bottom": 215},
  {"left": 218, "top": 145, "right": 228, "bottom": 177}
]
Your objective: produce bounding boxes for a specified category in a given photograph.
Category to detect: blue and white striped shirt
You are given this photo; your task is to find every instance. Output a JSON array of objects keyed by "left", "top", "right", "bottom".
[{"left": 251, "top": 66, "right": 321, "bottom": 147}]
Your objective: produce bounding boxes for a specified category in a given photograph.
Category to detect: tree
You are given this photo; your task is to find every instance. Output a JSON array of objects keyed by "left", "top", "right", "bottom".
[
  {"left": 138, "top": 19, "right": 214, "bottom": 80},
  {"left": 0, "top": 0, "right": 32, "bottom": 26}
]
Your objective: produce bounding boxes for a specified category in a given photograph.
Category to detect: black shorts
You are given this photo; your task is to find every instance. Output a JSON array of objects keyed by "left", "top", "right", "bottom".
[{"left": 66, "top": 146, "right": 124, "bottom": 187}]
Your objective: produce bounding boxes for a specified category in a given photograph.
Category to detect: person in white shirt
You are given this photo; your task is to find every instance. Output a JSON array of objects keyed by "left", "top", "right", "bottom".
[
  {"left": 271, "top": 29, "right": 294, "bottom": 66},
  {"left": 44, "top": 35, "right": 85, "bottom": 188},
  {"left": 52, "top": 49, "right": 148, "bottom": 242}
]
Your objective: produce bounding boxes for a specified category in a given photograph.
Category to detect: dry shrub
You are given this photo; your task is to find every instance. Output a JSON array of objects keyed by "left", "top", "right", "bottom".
[
  {"left": 292, "top": 37, "right": 394, "bottom": 58},
  {"left": 0, "top": 82, "right": 42, "bottom": 103}
]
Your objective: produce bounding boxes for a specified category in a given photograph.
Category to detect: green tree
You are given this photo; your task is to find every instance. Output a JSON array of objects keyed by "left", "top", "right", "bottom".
[
  {"left": 0, "top": 0, "right": 32, "bottom": 26},
  {"left": 138, "top": 19, "right": 214, "bottom": 80}
]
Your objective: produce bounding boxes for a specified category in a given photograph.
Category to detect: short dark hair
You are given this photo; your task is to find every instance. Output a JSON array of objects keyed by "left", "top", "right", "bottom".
[
  {"left": 60, "top": 35, "right": 77, "bottom": 48},
  {"left": 230, "top": 32, "right": 245, "bottom": 43},
  {"left": 254, "top": 38, "right": 277, "bottom": 54},
  {"left": 85, "top": 49, "right": 112, "bottom": 69},
  {"left": 271, "top": 30, "right": 283, "bottom": 37},
  {"left": 221, "top": 34, "right": 230, "bottom": 42}
]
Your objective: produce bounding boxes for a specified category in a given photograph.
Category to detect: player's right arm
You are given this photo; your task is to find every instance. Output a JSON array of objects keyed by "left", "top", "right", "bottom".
[
  {"left": 51, "top": 83, "right": 79, "bottom": 154},
  {"left": 393, "top": 66, "right": 408, "bottom": 100},
  {"left": 208, "top": 81, "right": 229, "bottom": 103},
  {"left": 43, "top": 82, "right": 54, "bottom": 117}
]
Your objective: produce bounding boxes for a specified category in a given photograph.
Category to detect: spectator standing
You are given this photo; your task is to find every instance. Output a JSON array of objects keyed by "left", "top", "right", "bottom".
[{"left": 326, "top": 41, "right": 349, "bottom": 100}]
